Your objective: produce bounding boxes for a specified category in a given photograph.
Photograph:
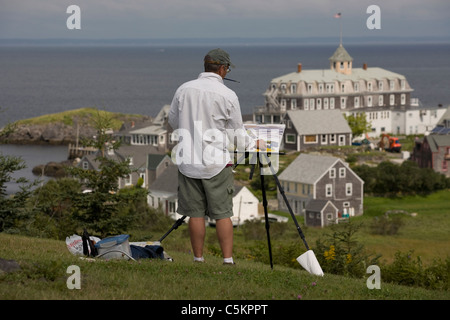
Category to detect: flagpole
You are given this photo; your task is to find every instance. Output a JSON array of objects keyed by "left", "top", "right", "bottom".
[{"left": 334, "top": 12, "right": 342, "bottom": 46}]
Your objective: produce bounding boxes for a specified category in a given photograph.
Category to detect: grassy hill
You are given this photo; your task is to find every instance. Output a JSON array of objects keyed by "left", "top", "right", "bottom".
[
  {"left": 1, "top": 107, "right": 152, "bottom": 145},
  {"left": 15, "top": 107, "right": 149, "bottom": 131},
  {"left": 0, "top": 228, "right": 448, "bottom": 301},
  {"left": 1, "top": 188, "right": 449, "bottom": 301}
]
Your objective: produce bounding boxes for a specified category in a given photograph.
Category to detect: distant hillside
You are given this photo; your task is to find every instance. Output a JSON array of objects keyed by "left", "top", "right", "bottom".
[{"left": 0, "top": 108, "right": 151, "bottom": 145}]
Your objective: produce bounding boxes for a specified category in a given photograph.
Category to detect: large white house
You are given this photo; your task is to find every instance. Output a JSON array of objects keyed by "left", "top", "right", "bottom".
[{"left": 253, "top": 44, "right": 448, "bottom": 137}]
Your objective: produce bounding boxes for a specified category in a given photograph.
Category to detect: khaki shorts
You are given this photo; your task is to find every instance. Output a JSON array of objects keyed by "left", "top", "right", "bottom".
[{"left": 177, "top": 166, "right": 235, "bottom": 220}]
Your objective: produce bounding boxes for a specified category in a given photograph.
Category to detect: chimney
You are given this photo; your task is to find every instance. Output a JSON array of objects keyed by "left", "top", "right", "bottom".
[
  {"left": 363, "top": 63, "right": 368, "bottom": 70},
  {"left": 297, "top": 63, "right": 302, "bottom": 73}
]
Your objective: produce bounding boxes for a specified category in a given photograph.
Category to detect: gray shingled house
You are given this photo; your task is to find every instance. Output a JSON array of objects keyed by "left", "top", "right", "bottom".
[
  {"left": 277, "top": 153, "right": 364, "bottom": 227},
  {"left": 148, "top": 164, "right": 179, "bottom": 217},
  {"left": 77, "top": 145, "right": 165, "bottom": 189},
  {"left": 283, "top": 109, "right": 352, "bottom": 151},
  {"left": 304, "top": 199, "right": 339, "bottom": 227}
]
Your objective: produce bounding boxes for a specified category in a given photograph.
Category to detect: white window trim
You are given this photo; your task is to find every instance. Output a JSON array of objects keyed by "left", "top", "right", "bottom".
[
  {"left": 339, "top": 167, "right": 346, "bottom": 178},
  {"left": 390, "top": 94, "right": 395, "bottom": 106},
  {"left": 326, "top": 184, "right": 332, "bottom": 197},
  {"left": 303, "top": 135, "right": 318, "bottom": 144},
  {"left": 346, "top": 183, "right": 353, "bottom": 196},
  {"left": 285, "top": 133, "right": 296, "bottom": 144},
  {"left": 329, "top": 168, "right": 336, "bottom": 178}
]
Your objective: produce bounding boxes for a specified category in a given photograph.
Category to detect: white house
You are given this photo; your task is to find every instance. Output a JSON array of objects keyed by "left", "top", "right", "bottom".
[
  {"left": 229, "top": 185, "right": 260, "bottom": 226},
  {"left": 254, "top": 43, "right": 447, "bottom": 137}
]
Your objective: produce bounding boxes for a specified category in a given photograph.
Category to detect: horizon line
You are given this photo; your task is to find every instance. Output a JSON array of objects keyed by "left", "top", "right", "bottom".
[{"left": 1, "top": 36, "right": 449, "bottom": 47}]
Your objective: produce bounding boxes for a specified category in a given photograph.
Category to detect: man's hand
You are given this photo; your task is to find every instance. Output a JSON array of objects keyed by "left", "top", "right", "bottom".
[{"left": 256, "top": 139, "right": 267, "bottom": 151}]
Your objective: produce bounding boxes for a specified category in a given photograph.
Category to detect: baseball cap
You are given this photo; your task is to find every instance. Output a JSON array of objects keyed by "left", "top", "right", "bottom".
[{"left": 204, "top": 48, "right": 235, "bottom": 68}]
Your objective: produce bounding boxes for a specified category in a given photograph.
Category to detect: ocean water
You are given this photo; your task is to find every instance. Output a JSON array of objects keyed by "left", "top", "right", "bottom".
[
  {"left": 1, "top": 43, "right": 450, "bottom": 129},
  {"left": 0, "top": 144, "right": 67, "bottom": 194}
]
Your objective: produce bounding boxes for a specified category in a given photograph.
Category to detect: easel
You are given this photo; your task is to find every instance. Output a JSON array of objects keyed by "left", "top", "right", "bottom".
[{"left": 234, "top": 151, "right": 311, "bottom": 270}]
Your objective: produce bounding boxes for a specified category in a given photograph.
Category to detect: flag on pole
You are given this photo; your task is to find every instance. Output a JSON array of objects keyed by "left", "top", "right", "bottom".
[{"left": 334, "top": 12, "right": 341, "bottom": 18}]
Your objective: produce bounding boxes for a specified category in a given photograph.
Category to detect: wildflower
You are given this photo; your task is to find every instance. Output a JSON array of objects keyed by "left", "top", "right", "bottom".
[
  {"left": 324, "top": 245, "right": 336, "bottom": 261},
  {"left": 346, "top": 253, "right": 352, "bottom": 264},
  {"left": 311, "top": 282, "right": 316, "bottom": 287},
  {"left": 297, "top": 294, "right": 302, "bottom": 300}
]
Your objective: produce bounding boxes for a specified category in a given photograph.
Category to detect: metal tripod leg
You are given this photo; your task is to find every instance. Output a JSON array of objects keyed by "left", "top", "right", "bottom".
[
  {"left": 239, "top": 152, "right": 274, "bottom": 269},
  {"left": 260, "top": 169, "right": 274, "bottom": 269},
  {"left": 159, "top": 215, "right": 187, "bottom": 242},
  {"left": 262, "top": 153, "right": 310, "bottom": 251}
]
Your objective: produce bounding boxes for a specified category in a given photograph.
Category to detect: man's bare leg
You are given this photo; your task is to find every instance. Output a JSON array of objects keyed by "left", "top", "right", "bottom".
[
  {"left": 215, "top": 218, "right": 233, "bottom": 260},
  {"left": 189, "top": 217, "right": 206, "bottom": 260}
]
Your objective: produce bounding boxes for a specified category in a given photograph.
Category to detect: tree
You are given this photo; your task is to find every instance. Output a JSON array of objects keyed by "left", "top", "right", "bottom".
[
  {"left": 30, "top": 178, "right": 81, "bottom": 239},
  {"left": 65, "top": 110, "right": 141, "bottom": 237},
  {"left": 344, "top": 113, "right": 372, "bottom": 137},
  {"left": 0, "top": 154, "right": 39, "bottom": 232},
  {"left": 0, "top": 111, "right": 38, "bottom": 232}
]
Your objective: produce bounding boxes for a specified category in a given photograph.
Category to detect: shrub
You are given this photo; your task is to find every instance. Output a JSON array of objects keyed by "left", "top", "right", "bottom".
[
  {"left": 382, "top": 250, "right": 450, "bottom": 290},
  {"left": 315, "top": 221, "right": 381, "bottom": 278},
  {"left": 352, "top": 160, "right": 450, "bottom": 196},
  {"left": 370, "top": 215, "right": 404, "bottom": 235}
]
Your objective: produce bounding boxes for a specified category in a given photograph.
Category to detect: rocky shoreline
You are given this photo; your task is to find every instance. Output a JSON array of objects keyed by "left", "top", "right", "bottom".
[
  {"left": 0, "top": 110, "right": 153, "bottom": 177},
  {"left": 0, "top": 109, "right": 152, "bottom": 146},
  {"left": 1, "top": 122, "right": 97, "bottom": 146}
]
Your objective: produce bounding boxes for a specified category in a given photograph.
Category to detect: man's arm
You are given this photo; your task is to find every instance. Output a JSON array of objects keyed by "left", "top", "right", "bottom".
[
  {"left": 227, "top": 97, "right": 267, "bottom": 151},
  {"left": 168, "top": 93, "right": 179, "bottom": 130}
]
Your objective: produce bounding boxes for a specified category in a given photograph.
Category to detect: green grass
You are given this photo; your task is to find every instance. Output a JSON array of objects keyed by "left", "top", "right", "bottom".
[
  {"left": 356, "top": 190, "right": 450, "bottom": 264},
  {"left": 15, "top": 107, "right": 146, "bottom": 131},
  {"left": 0, "top": 231, "right": 448, "bottom": 300},
  {"left": 2, "top": 191, "right": 449, "bottom": 300}
]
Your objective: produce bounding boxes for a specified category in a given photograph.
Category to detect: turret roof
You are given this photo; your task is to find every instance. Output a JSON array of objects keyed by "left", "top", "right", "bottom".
[{"left": 329, "top": 44, "right": 353, "bottom": 62}]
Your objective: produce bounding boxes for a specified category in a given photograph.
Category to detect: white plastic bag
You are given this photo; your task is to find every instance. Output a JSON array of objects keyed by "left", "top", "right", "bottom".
[{"left": 66, "top": 234, "right": 101, "bottom": 256}]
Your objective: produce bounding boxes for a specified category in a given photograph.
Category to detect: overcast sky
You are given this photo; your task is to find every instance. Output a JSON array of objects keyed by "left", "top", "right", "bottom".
[{"left": 1, "top": 0, "right": 449, "bottom": 42}]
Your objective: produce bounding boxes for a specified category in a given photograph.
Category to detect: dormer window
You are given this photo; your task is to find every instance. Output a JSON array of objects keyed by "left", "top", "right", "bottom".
[{"left": 290, "top": 84, "right": 297, "bottom": 93}]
